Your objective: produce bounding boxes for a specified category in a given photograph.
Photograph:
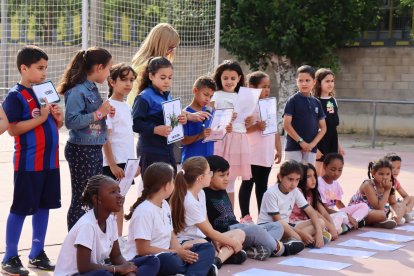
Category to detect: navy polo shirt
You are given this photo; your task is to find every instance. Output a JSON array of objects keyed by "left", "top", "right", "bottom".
[{"left": 283, "top": 92, "right": 325, "bottom": 153}]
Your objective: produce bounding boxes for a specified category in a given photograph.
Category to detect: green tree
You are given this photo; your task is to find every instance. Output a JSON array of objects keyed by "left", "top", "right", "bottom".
[{"left": 220, "top": 0, "right": 381, "bottom": 130}]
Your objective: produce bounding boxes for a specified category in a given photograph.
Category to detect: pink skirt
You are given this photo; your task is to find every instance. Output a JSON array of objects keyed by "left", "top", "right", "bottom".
[{"left": 214, "top": 132, "right": 251, "bottom": 180}]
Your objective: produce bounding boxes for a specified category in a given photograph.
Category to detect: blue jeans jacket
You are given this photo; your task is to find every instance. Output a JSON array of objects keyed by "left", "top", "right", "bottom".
[{"left": 64, "top": 80, "right": 107, "bottom": 145}]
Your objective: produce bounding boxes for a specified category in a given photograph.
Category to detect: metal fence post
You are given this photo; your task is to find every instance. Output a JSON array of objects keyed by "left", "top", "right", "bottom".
[
  {"left": 0, "top": 0, "right": 9, "bottom": 98},
  {"left": 82, "top": 0, "right": 88, "bottom": 50},
  {"left": 372, "top": 101, "right": 377, "bottom": 149}
]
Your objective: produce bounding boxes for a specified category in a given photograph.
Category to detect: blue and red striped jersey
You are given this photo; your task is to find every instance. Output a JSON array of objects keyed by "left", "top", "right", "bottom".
[{"left": 3, "top": 84, "right": 59, "bottom": 171}]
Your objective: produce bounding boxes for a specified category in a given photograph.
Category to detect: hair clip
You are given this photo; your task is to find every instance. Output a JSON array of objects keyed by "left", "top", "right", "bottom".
[{"left": 180, "top": 169, "right": 185, "bottom": 175}]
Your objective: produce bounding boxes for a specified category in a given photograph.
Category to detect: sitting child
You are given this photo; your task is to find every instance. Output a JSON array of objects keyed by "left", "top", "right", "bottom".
[
  {"left": 257, "top": 160, "right": 327, "bottom": 248},
  {"left": 349, "top": 158, "right": 397, "bottom": 229},
  {"left": 55, "top": 175, "right": 160, "bottom": 276},
  {"left": 318, "top": 153, "right": 369, "bottom": 232},
  {"left": 205, "top": 155, "right": 304, "bottom": 261},
  {"left": 290, "top": 162, "right": 339, "bottom": 240},
  {"left": 169, "top": 156, "right": 246, "bottom": 271},
  {"left": 384, "top": 153, "right": 414, "bottom": 222}
]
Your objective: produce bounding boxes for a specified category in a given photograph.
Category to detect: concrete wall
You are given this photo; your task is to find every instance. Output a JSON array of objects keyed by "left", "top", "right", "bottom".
[{"left": 220, "top": 47, "right": 414, "bottom": 137}]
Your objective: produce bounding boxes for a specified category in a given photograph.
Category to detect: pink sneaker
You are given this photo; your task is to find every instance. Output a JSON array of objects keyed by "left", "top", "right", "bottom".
[{"left": 240, "top": 215, "right": 254, "bottom": 224}]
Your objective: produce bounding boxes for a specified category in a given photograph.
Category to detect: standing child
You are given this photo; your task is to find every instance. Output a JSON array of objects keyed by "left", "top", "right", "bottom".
[
  {"left": 169, "top": 156, "right": 247, "bottom": 271},
  {"left": 211, "top": 60, "right": 252, "bottom": 206},
  {"left": 258, "top": 160, "right": 326, "bottom": 248},
  {"left": 290, "top": 162, "right": 342, "bottom": 240},
  {"left": 181, "top": 76, "right": 216, "bottom": 162},
  {"left": 283, "top": 65, "right": 327, "bottom": 164},
  {"left": 314, "top": 68, "right": 344, "bottom": 175},
  {"left": 124, "top": 162, "right": 216, "bottom": 276},
  {"left": 205, "top": 155, "right": 304, "bottom": 261},
  {"left": 1, "top": 45, "right": 63, "bottom": 275},
  {"left": 132, "top": 57, "right": 187, "bottom": 176},
  {"left": 384, "top": 153, "right": 414, "bottom": 222},
  {"left": 55, "top": 175, "right": 160, "bottom": 276},
  {"left": 318, "top": 153, "right": 369, "bottom": 232},
  {"left": 102, "top": 63, "right": 138, "bottom": 238},
  {"left": 239, "top": 71, "right": 283, "bottom": 223},
  {"left": 58, "top": 47, "right": 115, "bottom": 230},
  {"left": 0, "top": 104, "right": 9, "bottom": 134},
  {"left": 349, "top": 158, "right": 397, "bottom": 229}
]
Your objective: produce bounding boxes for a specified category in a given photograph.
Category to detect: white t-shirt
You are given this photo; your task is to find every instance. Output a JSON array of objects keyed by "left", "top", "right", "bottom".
[
  {"left": 124, "top": 200, "right": 173, "bottom": 260},
  {"left": 317, "top": 176, "right": 344, "bottom": 209},
  {"left": 103, "top": 99, "right": 135, "bottom": 166},
  {"left": 55, "top": 210, "right": 118, "bottom": 276},
  {"left": 177, "top": 190, "right": 207, "bottom": 242},
  {"left": 212, "top": 91, "right": 245, "bottom": 133},
  {"left": 258, "top": 185, "right": 309, "bottom": 224}
]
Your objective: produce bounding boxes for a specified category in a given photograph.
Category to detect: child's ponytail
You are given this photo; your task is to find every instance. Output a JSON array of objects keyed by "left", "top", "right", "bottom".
[
  {"left": 170, "top": 156, "right": 208, "bottom": 234},
  {"left": 125, "top": 162, "right": 174, "bottom": 220},
  {"left": 58, "top": 47, "right": 112, "bottom": 94}
]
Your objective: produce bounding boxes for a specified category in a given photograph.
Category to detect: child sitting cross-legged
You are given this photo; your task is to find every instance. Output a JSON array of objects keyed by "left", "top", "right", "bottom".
[
  {"left": 258, "top": 160, "right": 328, "bottom": 248},
  {"left": 204, "top": 155, "right": 305, "bottom": 261}
]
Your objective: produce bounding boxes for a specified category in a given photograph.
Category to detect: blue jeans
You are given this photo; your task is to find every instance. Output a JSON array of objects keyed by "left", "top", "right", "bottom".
[
  {"left": 157, "top": 242, "right": 215, "bottom": 276},
  {"left": 229, "top": 222, "right": 284, "bottom": 252},
  {"left": 77, "top": 255, "right": 160, "bottom": 276}
]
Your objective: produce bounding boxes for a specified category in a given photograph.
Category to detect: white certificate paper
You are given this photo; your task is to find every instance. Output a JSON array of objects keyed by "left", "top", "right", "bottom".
[
  {"left": 279, "top": 257, "right": 351, "bottom": 271},
  {"left": 162, "top": 98, "right": 184, "bottom": 144},
  {"left": 357, "top": 230, "right": 414, "bottom": 242},
  {"left": 203, "top": 108, "right": 233, "bottom": 142},
  {"left": 258, "top": 97, "right": 277, "bottom": 136},
  {"left": 32, "top": 81, "right": 60, "bottom": 105},
  {"left": 232, "top": 87, "right": 261, "bottom": 127},
  {"left": 118, "top": 158, "right": 140, "bottom": 196}
]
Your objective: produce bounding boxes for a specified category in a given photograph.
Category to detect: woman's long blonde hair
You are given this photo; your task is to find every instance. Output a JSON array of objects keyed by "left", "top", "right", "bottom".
[{"left": 129, "top": 23, "right": 180, "bottom": 99}]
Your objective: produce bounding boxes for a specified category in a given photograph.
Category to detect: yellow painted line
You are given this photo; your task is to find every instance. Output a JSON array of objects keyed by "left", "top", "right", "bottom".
[
  {"left": 371, "top": 41, "right": 385, "bottom": 46},
  {"left": 396, "top": 41, "right": 410, "bottom": 46}
]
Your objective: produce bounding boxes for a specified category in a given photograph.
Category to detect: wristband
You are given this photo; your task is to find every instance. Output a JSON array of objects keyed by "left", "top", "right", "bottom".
[
  {"left": 297, "top": 137, "right": 303, "bottom": 144},
  {"left": 95, "top": 110, "right": 103, "bottom": 120}
]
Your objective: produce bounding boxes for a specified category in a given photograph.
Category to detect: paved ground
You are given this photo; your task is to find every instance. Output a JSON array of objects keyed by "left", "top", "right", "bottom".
[{"left": 0, "top": 131, "right": 413, "bottom": 275}]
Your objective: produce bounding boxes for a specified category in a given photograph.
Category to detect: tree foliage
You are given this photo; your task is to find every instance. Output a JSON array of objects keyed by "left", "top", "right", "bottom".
[{"left": 221, "top": 0, "right": 382, "bottom": 70}]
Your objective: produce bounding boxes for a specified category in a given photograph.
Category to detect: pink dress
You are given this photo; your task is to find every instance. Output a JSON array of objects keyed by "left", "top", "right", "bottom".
[{"left": 212, "top": 91, "right": 251, "bottom": 181}]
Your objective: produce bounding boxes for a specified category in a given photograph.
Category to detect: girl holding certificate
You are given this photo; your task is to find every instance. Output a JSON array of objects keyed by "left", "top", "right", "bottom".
[
  {"left": 102, "top": 63, "right": 138, "bottom": 238},
  {"left": 239, "top": 71, "right": 282, "bottom": 224},
  {"left": 211, "top": 60, "right": 251, "bottom": 207}
]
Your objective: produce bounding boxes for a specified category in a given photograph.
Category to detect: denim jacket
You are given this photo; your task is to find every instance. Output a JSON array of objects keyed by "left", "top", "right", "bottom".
[{"left": 64, "top": 80, "right": 107, "bottom": 145}]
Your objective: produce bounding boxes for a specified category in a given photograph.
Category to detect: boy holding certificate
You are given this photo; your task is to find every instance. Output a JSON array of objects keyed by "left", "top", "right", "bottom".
[
  {"left": 181, "top": 76, "right": 218, "bottom": 162},
  {"left": 1, "top": 45, "right": 63, "bottom": 275}
]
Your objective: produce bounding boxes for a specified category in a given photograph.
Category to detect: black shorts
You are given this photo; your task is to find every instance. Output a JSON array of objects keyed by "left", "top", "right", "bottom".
[
  {"left": 11, "top": 169, "right": 61, "bottom": 215},
  {"left": 102, "top": 163, "right": 135, "bottom": 184}
]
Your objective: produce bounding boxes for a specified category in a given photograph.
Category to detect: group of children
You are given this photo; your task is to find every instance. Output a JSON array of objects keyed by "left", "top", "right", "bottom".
[{"left": 0, "top": 43, "right": 413, "bottom": 276}]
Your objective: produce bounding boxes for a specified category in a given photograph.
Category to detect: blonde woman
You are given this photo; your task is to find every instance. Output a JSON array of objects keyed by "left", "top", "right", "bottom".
[{"left": 127, "top": 23, "right": 180, "bottom": 106}]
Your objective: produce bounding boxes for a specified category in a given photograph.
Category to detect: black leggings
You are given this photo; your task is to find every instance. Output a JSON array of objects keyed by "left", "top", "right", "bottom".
[
  {"left": 65, "top": 142, "right": 103, "bottom": 230},
  {"left": 239, "top": 165, "right": 272, "bottom": 218}
]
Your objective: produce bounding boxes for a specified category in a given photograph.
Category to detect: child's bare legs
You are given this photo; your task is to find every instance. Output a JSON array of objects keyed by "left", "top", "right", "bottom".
[
  {"left": 294, "top": 219, "right": 325, "bottom": 246},
  {"left": 402, "top": 196, "right": 414, "bottom": 213},
  {"left": 278, "top": 220, "right": 301, "bottom": 241},
  {"left": 365, "top": 210, "right": 387, "bottom": 225},
  {"left": 215, "top": 229, "right": 245, "bottom": 263},
  {"left": 390, "top": 202, "right": 405, "bottom": 223}
]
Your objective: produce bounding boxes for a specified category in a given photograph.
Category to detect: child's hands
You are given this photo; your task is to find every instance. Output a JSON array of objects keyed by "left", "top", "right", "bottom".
[
  {"left": 115, "top": 263, "right": 137, "bottom": 274},
  {"left": 39, "top": 102, "right": 51, "bottom": 122},
  {"left": 202, "top": 128, "right": 211, "bottom": 138},
  {"left": 274, "top": 151, "right": 282, "bottom": 164},
  {"left": 257, "top": 121, "right": 267, "bottom": 131},
  {"left": 154, "top": 125, "right": 172, "bottom": 137},
  {"left": 244, "top": 116, "right": 254, "bottom": 128},
  {"left": 314, "top": 232, "right": 324, "bottom": 248},
  {"left": 327, "top": 223, "right": 339, "bottom": 241},
  {"left": 97, "top": 100, "right": 112, "bottom": 117},
  {"left": 177, "top": 244, "right": 199, "bottom": 264},
  {"left": 110, "top": 164, "right": 125, "bottom": 179},
  {"left": 229, "top": 239, "right": 243, "bottom": 253},
  {"left": 187, "top": 111, "right": 211, "bottom": 122},
  {"left": 178, "top": 112, "right": 187, "bottom": 125},
  {"left": 347, "top": 214, "right": 359, "bottom": 229},
  {"left": 383, "top": 177, "right": 392, "bottom": 190},
  {"left": 109, "top": 105, "right": 116, "bottom": 118},
  {"left": 50, "top": 104, "right": 63, "bottom": 124},
  {"left": 298, "top": 231, "right": 314, "bottom": 245},
  {"left": 225, "top": 123, "right": 232, "bottom": 133},
  {"left": 231, "top": 112, "right": 237, "bottom": 121}
]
